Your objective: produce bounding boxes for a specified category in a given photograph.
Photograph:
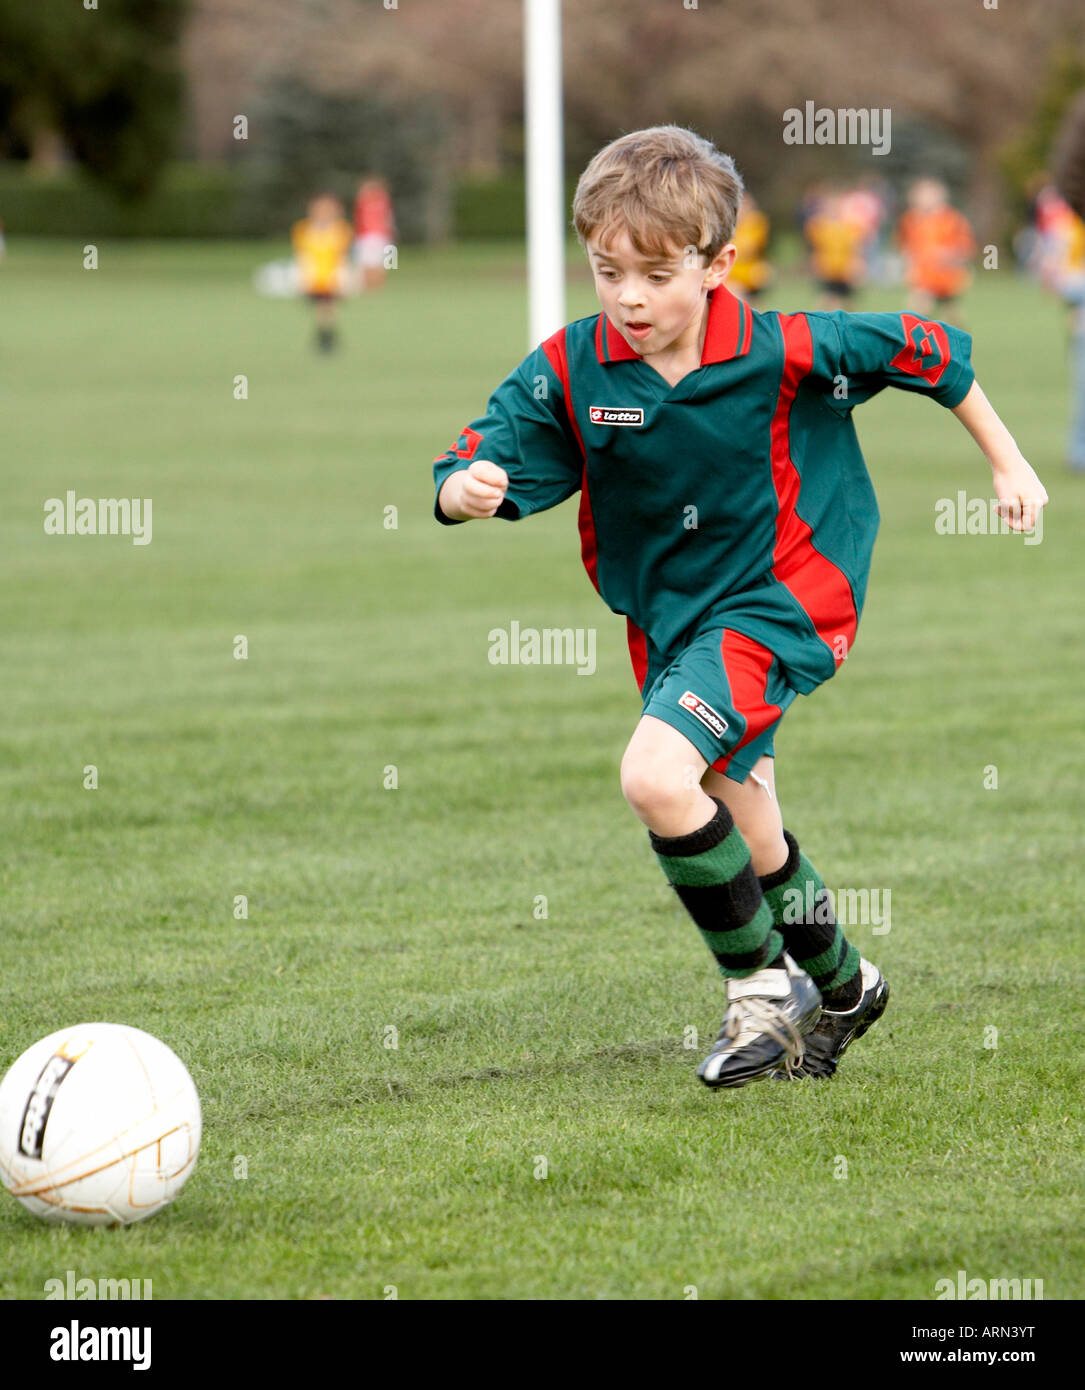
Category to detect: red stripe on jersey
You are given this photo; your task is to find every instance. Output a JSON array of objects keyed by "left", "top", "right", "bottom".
[
  {"left": 542, "top": 328, "right": 598, "bottom": 592},
  {"left": 626, "top": 618, "right": 649, "bottom": 690},
  {"left": 711, "top": 630, "right": 781, "bottom": 772},
  {"left": 740, "top": 296, "right": 754, "bottom": 355},
  {"left": 769, "top": 314, "right": 857, "bottom": 666}
]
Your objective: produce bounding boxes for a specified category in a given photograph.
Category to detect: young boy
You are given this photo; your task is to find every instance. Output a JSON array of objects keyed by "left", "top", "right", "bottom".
[
  {"left": 432, "top": 126, "right": 1047, "bottom": 1088},
  {"left": 1032, "top": 187, "right": 1085, "bottom": 473},
  {"left": 292, "top": 193, "right": 353, "bottom": 352}
]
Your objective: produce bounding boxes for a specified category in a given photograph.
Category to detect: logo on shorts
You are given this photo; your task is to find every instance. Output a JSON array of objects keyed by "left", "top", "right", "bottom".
[
  {"left": 589, "top": 406, "right": 644, "bottom": 426},
  {"left": 678, "top": 690, "right": 728, "bottom": 740}
]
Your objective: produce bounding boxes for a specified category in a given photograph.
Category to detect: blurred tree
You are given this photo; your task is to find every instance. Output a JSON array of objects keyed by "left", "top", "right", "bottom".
[
  {"left": 1054, "top": 90, "right": 1085, "bottom": 219},
  {"left": 238, "top": 78, "right": 449, "bottom": 242},
  {"left": 999, "top": 44, "right": 1085, "bottom": 223},
  {"left": 65, "top": 0, "right": 1085, "bottom": 236},
  {"left": 0, "top": 0, "right": 189, "bottom": 196},
  {"left": 864, "top": 116, "right": 972, "bottom": 200}
]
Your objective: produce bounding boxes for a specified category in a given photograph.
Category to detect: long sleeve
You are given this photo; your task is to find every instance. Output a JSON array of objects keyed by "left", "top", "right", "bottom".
[
  {"left": 432, "top": 345, "right": 583, "bottom": 524},
  {"left": 805, "top": 310, "right": 975, "bottom": 413}
]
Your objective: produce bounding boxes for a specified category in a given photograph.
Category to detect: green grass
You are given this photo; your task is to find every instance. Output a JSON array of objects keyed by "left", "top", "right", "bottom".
[{"left": 0, "top": 239, "right": 1082, "bottom": 1300}]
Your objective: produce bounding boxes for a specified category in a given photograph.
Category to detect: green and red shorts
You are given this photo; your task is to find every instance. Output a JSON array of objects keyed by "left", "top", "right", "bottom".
[{"left": 636, "top": 624, "right": 801, "bottom": 783}]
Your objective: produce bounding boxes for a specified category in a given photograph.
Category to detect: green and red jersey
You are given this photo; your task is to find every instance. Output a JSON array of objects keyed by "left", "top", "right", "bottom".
[{"left": 433, "top": 285, "right": 974, "bottom": 698}]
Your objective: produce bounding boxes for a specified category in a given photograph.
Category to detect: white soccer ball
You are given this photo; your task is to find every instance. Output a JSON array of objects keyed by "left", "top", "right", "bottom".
[{"left": 0, "top": 1023, "right": 201, "bottom": 1226}]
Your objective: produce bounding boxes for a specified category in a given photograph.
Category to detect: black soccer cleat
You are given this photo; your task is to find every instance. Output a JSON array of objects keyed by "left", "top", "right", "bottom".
[
  {"left": 697, "top": 954, "right": 822, "bottom": 1089},
  {"left": 770, "top": 957, "right": 889, "bottom": 1081}
]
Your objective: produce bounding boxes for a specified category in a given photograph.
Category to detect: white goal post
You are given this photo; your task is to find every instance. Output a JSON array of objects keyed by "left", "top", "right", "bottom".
[{"left": 524, "top": 0, "right": 566, "bottom": 348}]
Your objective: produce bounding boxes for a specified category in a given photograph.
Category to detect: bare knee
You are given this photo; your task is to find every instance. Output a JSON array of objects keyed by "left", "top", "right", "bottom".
[{"left": 620, "top": 748, "right": 700, "bottom": 832}]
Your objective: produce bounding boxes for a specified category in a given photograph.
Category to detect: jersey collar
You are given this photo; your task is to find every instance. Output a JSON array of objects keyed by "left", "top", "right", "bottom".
[{"left": 594, "top": 285, "right": 754, "bottom": 366}]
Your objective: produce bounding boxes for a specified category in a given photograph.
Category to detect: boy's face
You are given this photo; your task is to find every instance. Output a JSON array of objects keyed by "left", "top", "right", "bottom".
[
  {"left": 311, "top": 196, "right": 340, "bottom": 224},
  {"left": 586, "top": 224, "right": 735, "bottom": 359}
]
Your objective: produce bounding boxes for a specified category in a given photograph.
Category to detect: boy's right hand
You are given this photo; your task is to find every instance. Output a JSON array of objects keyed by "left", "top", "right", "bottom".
[{"left": 440, "top": 460, "right": 509, "bottom": 520}]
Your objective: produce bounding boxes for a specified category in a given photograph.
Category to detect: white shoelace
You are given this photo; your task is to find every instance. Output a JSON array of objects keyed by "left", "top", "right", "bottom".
[{"left": 722, "top": 995, "right": 806, "bottom": 1071}]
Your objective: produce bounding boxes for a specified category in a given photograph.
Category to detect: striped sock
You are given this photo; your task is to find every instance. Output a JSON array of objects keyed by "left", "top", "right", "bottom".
[
  {"left": 650, "top": 798, "right": 782, "bottom": 979},
  {"left": 758, "top": 830, "right": 861, "bottom": 1009}
]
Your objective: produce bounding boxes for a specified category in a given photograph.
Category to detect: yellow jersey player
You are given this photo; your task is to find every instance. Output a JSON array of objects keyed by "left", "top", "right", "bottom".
[
  {"left": 291, "top": 194, "right": 353, "bottom": 352},
  {"left": 805, "top": 191, "right": 868, "bottom": 309},
  {"left": 729, "top": 194, "right": 772, "bottom": 304}
]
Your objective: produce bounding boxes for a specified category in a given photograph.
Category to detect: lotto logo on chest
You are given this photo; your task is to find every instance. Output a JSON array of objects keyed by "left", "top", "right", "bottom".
[{"left": 588, "top": 406, "right": 644, "bottom": 426}]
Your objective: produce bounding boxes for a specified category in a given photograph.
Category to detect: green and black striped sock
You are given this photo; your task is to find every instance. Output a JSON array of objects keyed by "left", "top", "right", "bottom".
[
  {"left": 650, "top": 798, "right": 782, "bottom": 979},
  {"left": 759, "top": 830, "right": 861, "bottom": 1009}
]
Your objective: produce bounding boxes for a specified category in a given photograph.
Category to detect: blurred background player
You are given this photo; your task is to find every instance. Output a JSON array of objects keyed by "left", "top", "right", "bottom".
[
  {"left": 842, "top": 177, "right": 891, "bottom": 284},
  {"left": 292, "top": 192, "right": 352, "bottom": 352},
  {"left": 804, "top": 188, "right": 867, "bottom": 309},
  {"left": 353, "top": 176, "right": 396, "bottom": 292},
  {"left": 897, "top": 177, "right": 975, "bottom": 319},
  {"left": 1030, "top": 187, "right": 1085, "bottom": 472},
  {"left": 1051, "top": 85, "right": 1085, "bottom": 472},
  {"left": 728, "top": 192, "right": 772, "bottom": 304}
]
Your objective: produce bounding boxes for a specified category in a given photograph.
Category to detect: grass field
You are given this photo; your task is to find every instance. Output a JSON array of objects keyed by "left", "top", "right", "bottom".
[{"left": 0, "top": 239, "right": 1082, "bottom": 1300}]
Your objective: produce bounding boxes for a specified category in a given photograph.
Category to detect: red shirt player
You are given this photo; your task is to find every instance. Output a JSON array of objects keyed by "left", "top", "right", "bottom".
[{"left": 353, "top": 177, "right": 396, "bottom": 290}]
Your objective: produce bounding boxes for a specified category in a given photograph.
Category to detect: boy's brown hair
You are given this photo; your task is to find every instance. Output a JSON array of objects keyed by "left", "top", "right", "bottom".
[{"left": 572, "top": 125, "right": 744, "bottom": 263}]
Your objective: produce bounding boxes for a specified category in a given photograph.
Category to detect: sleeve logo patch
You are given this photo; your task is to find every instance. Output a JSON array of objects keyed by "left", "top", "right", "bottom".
[
  {"left": 589, "top": 406, "right": 644, "bottom": 426},
  {"left": 432, "top": 425, "right": 483, "bottom": 464},
  {"left": 678, "top": 690, "right": 729, "bottom": 740},
  {"left": 890, "top": 315, "right": 950, "bottom": 386}
]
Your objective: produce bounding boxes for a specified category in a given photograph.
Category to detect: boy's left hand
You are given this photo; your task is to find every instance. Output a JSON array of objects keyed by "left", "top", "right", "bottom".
[
  {"left": 951, "top": 383, "right": 1048, "bottom": 533},
  {"left": 991, "top": 455, "right": 1048, "bottom": 533}
]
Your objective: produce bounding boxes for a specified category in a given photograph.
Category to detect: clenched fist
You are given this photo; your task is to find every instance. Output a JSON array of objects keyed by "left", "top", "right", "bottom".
[{"left": 439, "top": 459, "right": 510, "bottom": 520}]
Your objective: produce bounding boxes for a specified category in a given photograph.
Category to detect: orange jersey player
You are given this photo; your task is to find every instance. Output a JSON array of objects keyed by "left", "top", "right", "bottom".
[{"left": 897, "top": 178, "right": 975, "bottom": 317}]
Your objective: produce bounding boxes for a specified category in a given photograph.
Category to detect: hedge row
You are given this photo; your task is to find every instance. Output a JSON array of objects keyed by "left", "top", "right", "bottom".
[
  {"left": 0, "top": 164, "right": 563, "bottom": 240},
  {"left": 0, "top": 165, "right": 243, "bottom": 238},
  {"left": 452, "top": 173, "right": 580, "bottom": 239}
]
